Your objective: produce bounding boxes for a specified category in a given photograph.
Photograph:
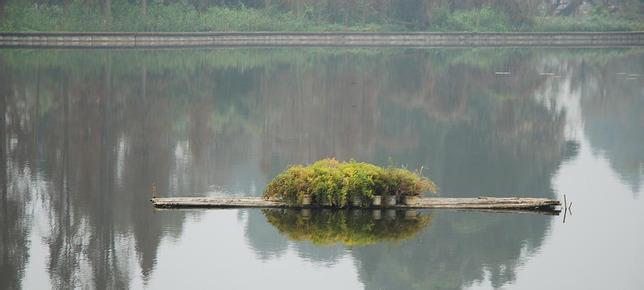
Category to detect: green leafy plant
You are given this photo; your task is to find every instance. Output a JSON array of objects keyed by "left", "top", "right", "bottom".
[
  {"left": 382, "top": 167, "right": 437, "bottom": 198},
  {"left": 263, "top": 158, "right": 437, "bottom": 207}
]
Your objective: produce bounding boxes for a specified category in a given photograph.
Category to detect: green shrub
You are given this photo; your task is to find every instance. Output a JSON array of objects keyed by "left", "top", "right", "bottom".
[
  {"left": 0, "top": 0, "right": 397, "bottom": 32},
  {"left": 4, "top": 1, "right": 637, "bottom": 33},
  {"left": 263, "top": 158, "right": 437, "bottom": 207},
  {"left": 429, "top": 6, "right": 513, "bottom": 32},
  {"left": 263, "top": 165, "right": 313, "bottom": 205},
  {"left": 382, "top": 168, "right": 437, "bottom": 197},
  {"left": 309, "top": 159, "right": 344, "bottom": 205},
  {"left": 532, "top": 15, "right": 642, "bottom": 32}
]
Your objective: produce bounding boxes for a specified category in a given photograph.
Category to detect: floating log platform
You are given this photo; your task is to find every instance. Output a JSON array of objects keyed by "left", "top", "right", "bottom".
[{"left": 151, "top": 196, "right": 560, "bottom": 212}]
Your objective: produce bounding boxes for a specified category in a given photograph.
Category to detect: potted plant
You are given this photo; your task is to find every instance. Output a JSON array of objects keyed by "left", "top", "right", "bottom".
[
  {"left": 350, "top": 187, "right": 375, "bottom": 208},
  {"left": 383, "top": 194, "right": 397, "bottom": 207},
  {"left": 351, "top": 194, "right": 362, "bottom": 207},
  {"left": 300, "top": 193, "right": 312, "bottom": 206},
  {"left": 319, "top": 192, "right": 334, "bottom": 207},
  {"left": 371, "top": 195, "right": 382, "bottom": 206},
  {"left": 262, "top": 159, "right": 438, "bottom": 210}
]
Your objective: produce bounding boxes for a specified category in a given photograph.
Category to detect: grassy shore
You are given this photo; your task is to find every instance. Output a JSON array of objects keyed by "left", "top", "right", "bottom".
[
  {"left": 0, "top": 1, "right": 402, "bottom": 32},
  {"left": 1, "top": 1, "right": 641, "bottom": 32}
]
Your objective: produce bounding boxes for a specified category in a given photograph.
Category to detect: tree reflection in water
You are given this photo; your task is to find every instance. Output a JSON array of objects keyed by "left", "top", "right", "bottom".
[
  {"left": 0, "top": 61, "right": 31, "bottom": 290},
  {"left": 0, "top": 48, "right": 641, "bottom": 289}
]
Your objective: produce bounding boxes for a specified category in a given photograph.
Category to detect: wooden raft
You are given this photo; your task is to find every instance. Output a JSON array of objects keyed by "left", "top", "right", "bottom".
[{"left": 151, "top": 196, "right": 560, "bottom": 211}]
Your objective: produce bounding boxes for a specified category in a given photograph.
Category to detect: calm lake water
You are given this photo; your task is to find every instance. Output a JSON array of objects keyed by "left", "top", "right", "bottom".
[{"left": 1, "top": 47, "right": 643, "bottom": 289}]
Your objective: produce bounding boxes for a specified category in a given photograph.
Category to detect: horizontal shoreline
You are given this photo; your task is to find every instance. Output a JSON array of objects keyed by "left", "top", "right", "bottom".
[
  {"left": 1, "top": 31, "right": 643, "bottom": 48},
  {"left": 151, "top": 196, "right": 561, "bottom": 213}
]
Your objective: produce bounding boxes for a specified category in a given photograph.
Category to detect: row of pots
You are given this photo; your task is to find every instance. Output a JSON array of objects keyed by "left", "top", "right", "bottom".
[{"left": 300, "top": 194, "right": 420, "bottom": 207}]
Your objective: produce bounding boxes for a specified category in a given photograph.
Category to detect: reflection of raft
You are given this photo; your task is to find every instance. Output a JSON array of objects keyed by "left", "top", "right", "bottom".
[
  {"left": 263, "top": 209, "right": 431, "bottom": 245},
  {"left": 151, "top": 196, "right": 560, "bottom": 212}
]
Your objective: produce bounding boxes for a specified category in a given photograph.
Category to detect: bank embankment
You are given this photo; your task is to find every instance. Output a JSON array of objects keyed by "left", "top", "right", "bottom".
[{"left": 1, "top": 32, "right": 643, "bottom": 48}]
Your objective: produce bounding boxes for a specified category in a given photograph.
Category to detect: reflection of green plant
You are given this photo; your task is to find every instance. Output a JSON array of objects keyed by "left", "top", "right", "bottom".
[
  {"left": 263, "top": 209, "right": 431, "bottom": 246},
  {"left": 263, "top": 158, "right": 437, "bottom": 207}
]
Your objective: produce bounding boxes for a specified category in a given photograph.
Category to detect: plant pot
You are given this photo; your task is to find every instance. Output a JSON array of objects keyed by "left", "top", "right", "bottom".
[
  {"left": 351, "top": 196, "right": 362, "bottom": 207},
  {"left": 301, "top": 195, "right": 312, "bottom": 206},
  {"left": 321, "top": 198, "right": 333, "bottom": 207},
  {"left": 371, "top": 195, "right": 382, "bottom": 207},
  {"left": 383, "top": 195, "right": 397, "bottom": 207},
  {"left": 402, "top": 195, "right": 419, "bottom": 205}
]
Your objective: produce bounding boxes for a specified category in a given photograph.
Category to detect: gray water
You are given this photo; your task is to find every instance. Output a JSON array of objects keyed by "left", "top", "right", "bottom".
[{"left": 1, "top": 47, "right": 643, "bottom": 290}]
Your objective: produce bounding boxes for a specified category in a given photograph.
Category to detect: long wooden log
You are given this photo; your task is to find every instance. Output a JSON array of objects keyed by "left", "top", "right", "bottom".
[{"left": 151, "top": 196, "right": 560, "bottom": 211}]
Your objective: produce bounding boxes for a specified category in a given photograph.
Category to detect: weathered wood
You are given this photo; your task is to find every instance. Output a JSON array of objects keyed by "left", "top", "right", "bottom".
[{"left": 151, "top": 196, "right": 560, "bottom": 211}]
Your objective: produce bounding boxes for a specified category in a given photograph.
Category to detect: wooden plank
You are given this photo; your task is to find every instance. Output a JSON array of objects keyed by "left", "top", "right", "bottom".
[
  {"left": 152, "top": 197, "right": 284, "bottom": 208},
  {"left": 151, "top": 196, "right": 560, "bottom": 211}
]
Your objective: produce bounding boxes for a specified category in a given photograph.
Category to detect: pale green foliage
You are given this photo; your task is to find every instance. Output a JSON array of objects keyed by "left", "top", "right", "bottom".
[
  {"left": 263, "top": 158, "right": 437, "bottom": 207},
  {"left": 430, "top": 6, "right": 514, "bottom": 32},
  {"left": 0, "top": 0, "right": 397, "bottom": 32},
  {"left": 1, "top": 1, "right": 640, "bottom": 32},
  {"left": 532, "top": 15, "right": 644, "bottom": 32}
]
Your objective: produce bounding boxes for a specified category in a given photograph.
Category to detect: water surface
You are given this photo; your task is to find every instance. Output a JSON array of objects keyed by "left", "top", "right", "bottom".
[{"left": 1, "top": 47, "right": 643, "bottom": 289}]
